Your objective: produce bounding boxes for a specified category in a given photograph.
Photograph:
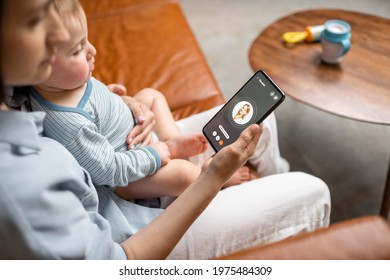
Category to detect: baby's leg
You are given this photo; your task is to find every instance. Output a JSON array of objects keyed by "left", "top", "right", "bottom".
[
  {"left": 114, "top": 159, "right": 200, "bottom": 200},
  {"left": 134, "top": 88, "right": 209, "bottom": 159},
  {"left": 134, "top": 88, "right": 180, "bottom": 141}
]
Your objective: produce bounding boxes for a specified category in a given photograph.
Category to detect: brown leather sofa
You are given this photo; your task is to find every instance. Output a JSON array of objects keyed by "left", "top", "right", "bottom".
[
  {"left": 215, "top": 215, "right": 390, "bottom": 260},
  {"left": 80, "top": 0, "right": 390, "bottom": 259},
  {"left": 81, "top": 0, "right": 225, "bottom": 120}
]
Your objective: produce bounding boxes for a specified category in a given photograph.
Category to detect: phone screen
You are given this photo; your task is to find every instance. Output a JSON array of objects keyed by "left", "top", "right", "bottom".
[{"left": 203, "top": 70, "right": 285, "bottom": 152}]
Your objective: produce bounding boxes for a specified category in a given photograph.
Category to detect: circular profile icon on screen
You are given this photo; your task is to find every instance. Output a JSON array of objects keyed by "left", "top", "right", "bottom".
[{"left": 232, "top": 101, "right": 253, "bottom": 125}]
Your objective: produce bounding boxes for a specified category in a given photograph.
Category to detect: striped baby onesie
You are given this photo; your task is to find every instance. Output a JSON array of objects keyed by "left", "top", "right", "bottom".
[{"left": 29, "top": 77, "right": 161, "bottom": 187}]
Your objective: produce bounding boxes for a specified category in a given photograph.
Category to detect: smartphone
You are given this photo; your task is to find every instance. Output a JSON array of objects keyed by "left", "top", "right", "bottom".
[{"left": 203, "top": 70, "right": 285, "bottom": 152}]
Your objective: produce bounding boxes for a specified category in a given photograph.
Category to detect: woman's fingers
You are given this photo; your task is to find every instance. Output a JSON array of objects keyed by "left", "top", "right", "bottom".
[{"left": 202, "top": 124, "right": 263, "bottom": 186}]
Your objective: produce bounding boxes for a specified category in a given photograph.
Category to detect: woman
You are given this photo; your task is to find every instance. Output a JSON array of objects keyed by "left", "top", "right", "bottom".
[{"left": 0, "top": 0, "right": 330, "bottom": 259}]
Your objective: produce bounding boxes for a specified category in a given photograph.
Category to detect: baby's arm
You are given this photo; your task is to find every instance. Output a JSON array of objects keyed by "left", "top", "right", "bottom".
[
  {"left": 146, "top": 141, "right": 170, "bottom": 166},
  {"left": 65, "top": 122, "right": 163, "bottom": 187}
]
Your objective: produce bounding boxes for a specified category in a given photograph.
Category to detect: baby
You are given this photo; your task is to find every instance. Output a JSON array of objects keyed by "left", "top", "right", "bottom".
[{"left": 29, "top": 0, "right": 250, "bottom": 202}]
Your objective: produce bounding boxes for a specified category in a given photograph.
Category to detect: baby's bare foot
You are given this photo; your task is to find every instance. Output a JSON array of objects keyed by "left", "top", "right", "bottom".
[
  {"left": 166, "top": 134, "right": 208, "bottom": 159},
  {"left": 223, "top": 166, "right": 251, "bottom": 188},
  {"left": 246, "top": 162, "right": 261, "bottom": 181}
]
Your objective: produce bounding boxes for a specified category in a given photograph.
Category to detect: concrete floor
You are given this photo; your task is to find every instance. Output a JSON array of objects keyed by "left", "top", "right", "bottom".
[{"left": 180, "top": 0, "right": 390, "bottom": 223}]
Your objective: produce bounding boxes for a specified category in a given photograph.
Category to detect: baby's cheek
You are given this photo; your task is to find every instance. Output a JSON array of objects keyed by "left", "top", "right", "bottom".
[
  {"left": 72, "top": 64, "right": 91, "bottom": 83},
  {"left": 58, "top": 65, "right": 91, "bottom": 89}
]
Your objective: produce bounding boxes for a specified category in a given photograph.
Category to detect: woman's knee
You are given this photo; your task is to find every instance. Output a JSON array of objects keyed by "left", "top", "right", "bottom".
[{"left": 280, "top": 172, "right": 331, "bottom": 226}]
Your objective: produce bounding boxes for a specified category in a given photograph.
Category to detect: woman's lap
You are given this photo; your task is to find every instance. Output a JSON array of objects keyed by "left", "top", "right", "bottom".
[
  {"left": 167, "top": 172, "right": 331, "bottom": 259},
  {"left": 169, "top": 107, "right": 330, "bottom": 259}
]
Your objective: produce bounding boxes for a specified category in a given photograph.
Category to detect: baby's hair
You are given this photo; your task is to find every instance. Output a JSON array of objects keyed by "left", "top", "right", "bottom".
[{"left": 53, "top": 0, "right": 86, "bottom": 29}]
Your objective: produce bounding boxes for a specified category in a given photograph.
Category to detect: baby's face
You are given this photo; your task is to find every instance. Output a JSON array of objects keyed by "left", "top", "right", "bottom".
[{"left": 41, "top": 11, "right": 96, "bottom": 90}]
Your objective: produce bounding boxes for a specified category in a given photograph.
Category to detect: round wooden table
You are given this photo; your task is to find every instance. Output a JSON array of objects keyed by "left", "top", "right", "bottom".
[{"left": 249, "top": 9, "right": 390, "bottom": 217}]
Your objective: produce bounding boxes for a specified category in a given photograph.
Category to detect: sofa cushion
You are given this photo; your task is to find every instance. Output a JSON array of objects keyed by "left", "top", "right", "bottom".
[{"left": 80, "top": 0, "right": 225, "bottom": 120}]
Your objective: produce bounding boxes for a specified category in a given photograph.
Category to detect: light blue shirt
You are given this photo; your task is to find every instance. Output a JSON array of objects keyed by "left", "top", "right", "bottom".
[{"left": 0, "top": 110, "right": 162, "bottom": 259}]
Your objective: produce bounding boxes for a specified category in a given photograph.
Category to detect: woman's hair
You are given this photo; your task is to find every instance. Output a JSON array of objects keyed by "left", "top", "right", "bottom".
[{"left": 0, "top": 0, "right": 5, "bottom": 104}]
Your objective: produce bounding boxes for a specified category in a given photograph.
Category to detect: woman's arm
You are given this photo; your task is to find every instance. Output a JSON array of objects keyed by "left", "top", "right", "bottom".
[
  {"left": 121, "top": 124, "right": 262, "bottom": 259},
  {"left": 121, "top": 95, "right": 156, "bottom": 148}
]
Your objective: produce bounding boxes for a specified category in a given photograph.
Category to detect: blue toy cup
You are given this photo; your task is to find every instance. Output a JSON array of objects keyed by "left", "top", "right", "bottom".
[{"left": 320, "top": 20, "right": 351, "bottom": 63}]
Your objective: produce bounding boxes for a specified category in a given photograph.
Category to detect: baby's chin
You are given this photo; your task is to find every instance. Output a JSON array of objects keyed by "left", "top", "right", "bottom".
[
  {"left": 66, "top": 76, "right": 91, "bottom": 89},
  {"left": 65, "top": 71, "right": 93, "bottom": 89}
]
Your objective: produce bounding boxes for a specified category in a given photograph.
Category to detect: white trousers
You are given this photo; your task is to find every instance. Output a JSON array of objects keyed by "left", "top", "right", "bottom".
[{"left": 167, "top": 106, "right": 331, "bottom": 259}]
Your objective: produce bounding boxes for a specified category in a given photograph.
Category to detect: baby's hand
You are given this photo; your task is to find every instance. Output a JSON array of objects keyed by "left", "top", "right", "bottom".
[{"left": 148, "top": 142, "right": 170, "bottom": 166}]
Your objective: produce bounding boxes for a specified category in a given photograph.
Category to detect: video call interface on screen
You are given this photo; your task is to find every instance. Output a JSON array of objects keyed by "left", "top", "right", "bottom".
[{"left": 203, "top": 71, "right": 284, "bottom": 152}]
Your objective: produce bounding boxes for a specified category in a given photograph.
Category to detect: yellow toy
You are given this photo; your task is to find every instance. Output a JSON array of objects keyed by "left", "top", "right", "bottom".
[{"left": 282, "top": 25, "right": 324, "bottom": 43}]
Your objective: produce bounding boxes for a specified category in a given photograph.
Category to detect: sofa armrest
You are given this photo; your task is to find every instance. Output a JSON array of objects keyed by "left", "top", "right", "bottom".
[
  {"left": 215, "top": 215, "right": 390, "bottom": 260},
  {"left": 80, "top": 0, "right": 225, "bottom": 120}
]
